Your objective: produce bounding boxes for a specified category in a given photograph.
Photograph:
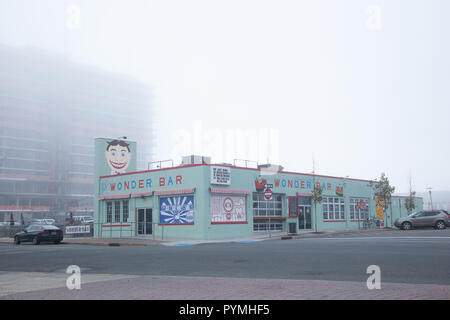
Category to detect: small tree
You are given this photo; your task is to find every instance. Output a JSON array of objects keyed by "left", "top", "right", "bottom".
[
  {"left": 404, "top": 172, "right": 416, "bottom": 215},
  {"left": 404, "top": 190, "right": 416, "bottom": 214},
  {"left": 371, "top": 173, "right": 395, "bottom": 221},
  {"left": 311, "top": 155, "right": 323, "bottom": 233},
  {"left": 312, "top": 183, "right": 323, "bottom": 233}
]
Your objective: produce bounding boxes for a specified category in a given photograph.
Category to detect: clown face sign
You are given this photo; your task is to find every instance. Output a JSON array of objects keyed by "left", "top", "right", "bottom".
[{"left": 105, "top": 140, "right": 132, "bottom": 175}]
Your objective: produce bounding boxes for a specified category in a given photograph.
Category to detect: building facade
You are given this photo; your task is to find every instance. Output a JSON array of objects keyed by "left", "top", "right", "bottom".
[
  {"left": 94, "top": 138, "right": 423, "bottom": 240},
  {"left": 0, "top": 45, "right": 153, "bottom": 223}
]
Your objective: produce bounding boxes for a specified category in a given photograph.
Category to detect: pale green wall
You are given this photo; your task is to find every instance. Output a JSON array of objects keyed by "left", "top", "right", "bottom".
[
  {"left": 94, "top": 151, "right": 423, "bottom": 239},
  {"left": 94, "top": 137, "right": 136, "bottom": 238}
]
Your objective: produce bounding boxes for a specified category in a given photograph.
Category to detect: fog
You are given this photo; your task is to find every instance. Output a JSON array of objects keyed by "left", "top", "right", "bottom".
[{"left": 1, "top": 0, "right": 449, "bottom": 195}]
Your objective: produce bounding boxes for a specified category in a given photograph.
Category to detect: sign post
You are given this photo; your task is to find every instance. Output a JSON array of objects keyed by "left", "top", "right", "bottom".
[{"left": 264, "top": 184, "right": 273, "bottom": 237}]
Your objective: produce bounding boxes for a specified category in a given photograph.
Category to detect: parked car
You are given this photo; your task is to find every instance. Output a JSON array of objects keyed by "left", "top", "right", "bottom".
[
  {"left": 394, "top": 210, "right": 450, "bottom": 230},
  {"left": 14, "top": 225, "right": 63, "bottom": 245}
]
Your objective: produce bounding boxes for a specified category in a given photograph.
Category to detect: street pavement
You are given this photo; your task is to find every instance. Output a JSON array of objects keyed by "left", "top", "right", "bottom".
[{"left": 0, "top": 229, "right": 449, "bottom": 299}]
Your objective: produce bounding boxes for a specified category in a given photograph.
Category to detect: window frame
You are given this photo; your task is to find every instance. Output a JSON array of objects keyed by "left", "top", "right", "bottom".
[
  {"left": 122, "top": 199, "right": 129, "bottom": 222},
  {"left": 349, "top": 197, "right": 369, "bottom": 220},
  {"left": 252, "top": 192, "right": 283, "bottom": 217},
  {"left": 323, "top": 196, "right": 345, "bottom": 221},
  {"left": 106, "top": 201, "right": 113, "bottom": 223},
  {"left": 288, "top": 196, "right": 298, "bottom": 217},
  {"left": 114, "top": 201, "right": 121, "bottom": 223}
]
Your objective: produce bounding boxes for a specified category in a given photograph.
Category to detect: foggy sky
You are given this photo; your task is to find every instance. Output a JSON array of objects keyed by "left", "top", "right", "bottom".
[{"left": 1, "top": 0, "right": 449, "bottom": 193}]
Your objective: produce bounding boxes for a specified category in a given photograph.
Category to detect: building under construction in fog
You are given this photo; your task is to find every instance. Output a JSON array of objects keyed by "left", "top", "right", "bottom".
[{"left": 0, "top": 45, "right": 153, "bottom": 224}]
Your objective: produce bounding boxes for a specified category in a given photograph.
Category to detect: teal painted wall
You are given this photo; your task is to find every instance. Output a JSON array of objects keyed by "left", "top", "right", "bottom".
[
  {"left": 94, "top": 137, "right": 137, "bottom": 238},
  {"left": 93, "top": 146, "right": 423, "bottom": 239}
]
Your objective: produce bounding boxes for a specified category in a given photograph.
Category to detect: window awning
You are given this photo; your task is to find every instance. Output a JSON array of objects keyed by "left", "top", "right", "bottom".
[
  {"left": 131, "top": 192, "right": 153, "bottom": 198},
  {"left": 210, "top": 187, "right": 251, "bottom": 195},
  {"left": 154, "top": 188, "right": 195, "bottom": 196},
  {"left": 99, "top": 194, "right": 131, "bottom": 200},
  {"left": 297, "top": 192, "right": 313, "bottom": 197}
]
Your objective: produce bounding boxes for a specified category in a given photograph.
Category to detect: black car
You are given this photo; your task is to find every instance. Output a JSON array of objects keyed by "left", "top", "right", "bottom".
[{"left": 14, "top": 225, "right": 63, "bottom": 245}]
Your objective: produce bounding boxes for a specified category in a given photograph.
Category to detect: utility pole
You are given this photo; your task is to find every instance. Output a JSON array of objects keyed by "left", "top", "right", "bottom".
[
  {"left": 427, "top": 187, "right": 433, "bottom": 210},
  {"left": 312, "top": 154, "right": 318, "bottom": 233},
  {"left": 409, "top": 170, "right": 412, "bottom": 215}
]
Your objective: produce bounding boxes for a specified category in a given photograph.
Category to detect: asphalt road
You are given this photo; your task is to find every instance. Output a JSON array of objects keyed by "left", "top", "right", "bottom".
[{"left": 1, "top": 229, "right": 449, "bottom": 286}]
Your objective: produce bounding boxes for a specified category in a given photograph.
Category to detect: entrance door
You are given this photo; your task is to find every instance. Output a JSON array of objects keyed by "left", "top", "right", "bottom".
[
  {"left": 298, "top": 196, "right": 312, "bottom": 230},
  {"left": 137, "top": 208, "right": 152, "bottom": 235}
]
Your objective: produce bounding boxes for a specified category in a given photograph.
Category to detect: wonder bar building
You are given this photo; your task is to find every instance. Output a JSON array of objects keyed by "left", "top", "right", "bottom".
[{"left": 94, "top": 138, "right": 423, "bottom": 240}]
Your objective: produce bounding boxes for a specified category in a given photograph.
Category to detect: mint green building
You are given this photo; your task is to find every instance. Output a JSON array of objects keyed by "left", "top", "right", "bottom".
[{"left": 94, "top": 138, "right": 423, "bottom": 240}]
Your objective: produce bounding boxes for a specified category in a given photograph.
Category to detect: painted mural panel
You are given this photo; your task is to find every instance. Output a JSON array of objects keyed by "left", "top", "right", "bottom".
[
  {"left": 375, "top": 196, "right": 385, "bottom": 220},
  {"left": 211, "top": 195, "right": 246, "bottom": 223},
  {"left": 159, "top": 195, "right": 194, "bottom": 224}
]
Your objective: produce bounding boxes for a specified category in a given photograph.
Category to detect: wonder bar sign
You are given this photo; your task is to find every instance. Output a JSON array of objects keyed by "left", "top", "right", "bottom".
[
  {"left": 211, "top": 166, "right": 231, "bottom": 185},
  {"left": 100, "top": 174, "right": 183, "bottom": 196}
]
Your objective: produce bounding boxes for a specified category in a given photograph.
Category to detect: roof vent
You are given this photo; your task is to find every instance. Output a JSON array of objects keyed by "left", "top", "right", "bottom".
[
  {"left": 181, "top": 155, "right": 211, "bottom": 165},
  {"left": 257, "top": 163, "right": 284, "bottom": 172}
]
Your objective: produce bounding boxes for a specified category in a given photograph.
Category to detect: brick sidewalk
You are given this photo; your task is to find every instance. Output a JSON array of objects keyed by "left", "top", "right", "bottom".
[{"left": 1, "top": 275, "right": 449, "bottom": 300}]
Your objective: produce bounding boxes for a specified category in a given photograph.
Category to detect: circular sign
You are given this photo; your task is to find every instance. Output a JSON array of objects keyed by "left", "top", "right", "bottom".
[
  {"left": 264, "top": 188, "right": 272, "bottom": 200},
  {"left": 356, "top": 201, "right": 367, "bottom": 210},
  {"left": 223, "top": 197, "right": 234, "bottom": 213}
]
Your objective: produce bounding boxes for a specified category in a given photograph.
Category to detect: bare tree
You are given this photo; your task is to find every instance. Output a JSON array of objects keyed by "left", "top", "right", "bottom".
[
  {"left": 312, "top": 154, "right": 323, "bottom": 233},
  {"left": 404, "top": 172, "right": 416, "bottom": 214}
]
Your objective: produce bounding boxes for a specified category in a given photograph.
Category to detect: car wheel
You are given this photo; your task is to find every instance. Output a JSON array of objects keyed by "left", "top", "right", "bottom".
[
  {"left": 402, "top": 222, "right": 412, "bottom": 230},
  {"left": 54, "top": 240, "right": 61, "bottom": 244},
  {"left": 435, "top": 221, "right": 446, "bottom": 230},
  {"left": 32, "top": 237, "right": 40, "bottom": 245},
  {"left": 14, "top": 237, "right": 20, "bottom": 245}
]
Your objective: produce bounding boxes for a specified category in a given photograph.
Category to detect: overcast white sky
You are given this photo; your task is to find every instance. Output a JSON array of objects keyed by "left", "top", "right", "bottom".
[{"left": 1, "top": 0, "right": 449, "bottom": 193}]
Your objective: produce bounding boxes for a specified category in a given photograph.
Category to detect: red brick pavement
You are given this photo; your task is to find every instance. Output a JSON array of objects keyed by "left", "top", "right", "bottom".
[{"left": 1, "top": 275, "right": 449, "bottom": 300}]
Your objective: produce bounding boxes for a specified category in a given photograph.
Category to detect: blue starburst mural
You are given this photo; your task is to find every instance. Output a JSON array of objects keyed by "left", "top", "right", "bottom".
[{"left": 159, "top": 195, "right": 194, "bottom": 224}]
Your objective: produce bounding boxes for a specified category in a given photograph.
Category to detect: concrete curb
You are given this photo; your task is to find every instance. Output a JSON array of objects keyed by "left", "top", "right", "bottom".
[
  {"left": 0, "top": 228, "right": 406, "bottom": 247},
  {"left": 287, "top": 228, "right": 400, "bottom": 240},
  {"left": 61, "top": 241, "right": 148, "bottom": 247},
  {"left": 0, "top": 238, "right": 150, "bottom": 247}
]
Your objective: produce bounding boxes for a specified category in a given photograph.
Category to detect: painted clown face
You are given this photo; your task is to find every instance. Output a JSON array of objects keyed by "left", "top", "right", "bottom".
[{"left": 105, "top": 141, "right": 131, "bottom": 174}]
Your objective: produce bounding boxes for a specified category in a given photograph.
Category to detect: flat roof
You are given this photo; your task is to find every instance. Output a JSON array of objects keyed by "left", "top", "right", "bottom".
[{"left": 100, "top": 163, "right": 377, "bottom": 183}]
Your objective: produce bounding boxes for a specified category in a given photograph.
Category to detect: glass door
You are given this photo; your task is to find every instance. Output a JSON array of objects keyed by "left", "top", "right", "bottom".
[
  {"left": 299, "top": 206, "right": 305, "bottom": 229},
  {"left": 137, "top": 208, "right": 152, "bottom": 235},
  {"left": 298, "top": 196, "right": 312, "bottom": 230}
]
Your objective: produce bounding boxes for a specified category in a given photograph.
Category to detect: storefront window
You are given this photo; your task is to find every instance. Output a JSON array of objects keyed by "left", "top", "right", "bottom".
[
  {"left": 114, "top": 201, "right": 121, "bottom": 222},
  {"left": 253, "top": 219, "right": 283, "bottom": 231},
  {"left": 350, "top": 198, "right": 369, "bottom": 220},
  {"left": 252, "top": 193, "right": 282, "bottom": 217},
  {"left": 106, "top": 201, "right": 112, "bottom": 223},
  {"left": 122, "top": 200, "right": 129, "bottom": 222},
  {"left": 323, "top": 196, "right": 345, "bottom": 220},
  {"left": 253, "top": 193, "right": 283, "bottom": 232}
]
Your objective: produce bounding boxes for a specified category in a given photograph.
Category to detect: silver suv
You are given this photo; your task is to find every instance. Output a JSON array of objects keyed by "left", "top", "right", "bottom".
[{"left": 394, "top": 210, "right": 450, "bottom": 230}]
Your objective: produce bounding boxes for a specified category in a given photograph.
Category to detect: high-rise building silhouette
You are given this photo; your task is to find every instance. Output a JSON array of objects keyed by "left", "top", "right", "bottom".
[{"left": 0, "top": 45, "right": 153, "bottom": 223}]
